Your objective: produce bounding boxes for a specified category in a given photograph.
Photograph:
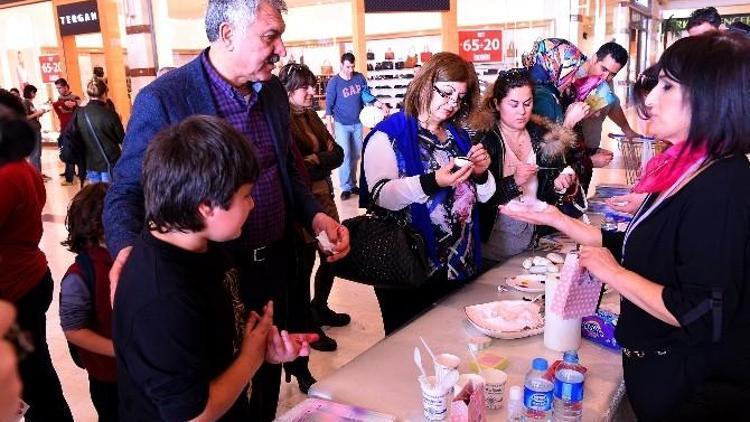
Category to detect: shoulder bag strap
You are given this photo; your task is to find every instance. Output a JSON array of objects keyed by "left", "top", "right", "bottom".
[{"left": 82, "top": 110, "right": 112, "bottom": 174}]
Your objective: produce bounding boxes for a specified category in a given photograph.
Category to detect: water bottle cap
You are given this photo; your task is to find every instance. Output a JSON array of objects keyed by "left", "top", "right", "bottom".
[
  {"left": 563, "top": 351, "right": 579, "bottom": 363},
  {"left": 532, "top": 357, "right": 548, "bottom": 370},
  {"left": 509, "top": 385, "right": 522, "bottom": 400}
]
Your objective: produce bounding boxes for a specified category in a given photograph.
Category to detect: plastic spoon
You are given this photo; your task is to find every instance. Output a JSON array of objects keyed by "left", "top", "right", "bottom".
[
  {"left": 439, "top": 367, "right": 460, "bottom": 393},
  {"left": 419, "top": 336, "right": 437, "bottom": 365},
  {"left": 467, "top": 345, "right": 481, "bottom": 372},
  {"left": 414, "top": 347, "right": 427, "bottom": 379}
]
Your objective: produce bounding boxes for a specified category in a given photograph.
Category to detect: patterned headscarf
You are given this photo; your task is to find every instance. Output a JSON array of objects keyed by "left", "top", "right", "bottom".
[{"left": 527, "top": 38, "right": 587, "bottom": 90}]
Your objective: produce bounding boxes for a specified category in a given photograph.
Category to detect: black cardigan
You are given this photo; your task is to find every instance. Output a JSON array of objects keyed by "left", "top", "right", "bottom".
[
  {"left": 602, "top": 155, "right": 750, "bottom": 358},
  {"left": 476, "top": 121, "right": 567, "bottom": 242}
]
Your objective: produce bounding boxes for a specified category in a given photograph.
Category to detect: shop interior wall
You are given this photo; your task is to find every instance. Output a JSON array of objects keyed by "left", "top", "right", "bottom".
[
  {"left": 160, "top": 0, "right": 568, "bottom": 77},
  {"left": 0, "top": 0, "right": 127, "bottom": 132}
]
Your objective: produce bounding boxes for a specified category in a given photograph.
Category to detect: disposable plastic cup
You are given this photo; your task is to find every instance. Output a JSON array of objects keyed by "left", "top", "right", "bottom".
[
  {"left": 419, "top": 375, "right": 451, "bottom": 421},
  {"left": 479, "top": 368, "right": 507, "bottom": 410}
]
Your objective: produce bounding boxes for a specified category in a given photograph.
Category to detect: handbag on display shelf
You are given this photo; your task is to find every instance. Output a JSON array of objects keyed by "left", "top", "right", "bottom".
[
  {"left": 405, "top": 47, "right": 418, "bottom": 68},
  {"left": 320, "top": 59, "right": 334, "bottom": 76},
  {"left": 420, "top": 46, "right": 433, "bottom": 63},
  {"left": 367, "top": 49, "right": 375, "bottom": 60},
  {"left": 381, "top": 61, "right": 394, "bottom": 70},
  {"left": 384, "top": 48, "right": 395, "bottom": 60},
  {"left": 394, "top": 61, "right": 405, "bottom": 70},
  {"left": 332, "top": 180, "right": 429, "bottom": 289},
  {"left": 506, "top": 41, "right": 517, "bottom": 60}
]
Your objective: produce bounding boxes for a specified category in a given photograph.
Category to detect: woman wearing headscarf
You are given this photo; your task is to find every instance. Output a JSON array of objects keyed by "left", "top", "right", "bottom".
[{"left": 525, "top": 38, "right": 592, "bottom": 215}]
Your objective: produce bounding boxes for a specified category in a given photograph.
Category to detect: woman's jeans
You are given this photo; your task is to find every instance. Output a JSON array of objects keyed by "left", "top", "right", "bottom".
[
  {"left": 29, "top": 130, "right": 42, "bottom": 172},
  {"left": 86, "top": 170, "right": 112, "bottom": 183},
  {"left": 334, "top": 121, "right": 363, "bottom": 192}
]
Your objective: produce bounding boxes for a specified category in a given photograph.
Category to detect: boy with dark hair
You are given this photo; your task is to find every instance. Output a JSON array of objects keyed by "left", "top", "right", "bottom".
[
  {"left": 687, "top": 7, "right": 722, "bottom": 36},
  {"left": 60, "top": 182, "right": 118, "bottom": 420},
  {"left": 113, "top": 115, "right": 316, "bottom": 421}
]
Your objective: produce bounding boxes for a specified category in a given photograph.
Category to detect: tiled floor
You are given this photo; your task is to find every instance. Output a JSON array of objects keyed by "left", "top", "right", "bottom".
[{"left": 36, "top": 120, "right": 631, "bottom": 420}]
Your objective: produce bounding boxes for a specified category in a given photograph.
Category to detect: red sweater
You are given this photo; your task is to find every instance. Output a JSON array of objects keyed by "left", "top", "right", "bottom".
[
  {"left": 52, "top": 94, "right": 80, "bottom": 131},
  {"left": 0, "top": 161, "right": 47, "bottom": 302}
]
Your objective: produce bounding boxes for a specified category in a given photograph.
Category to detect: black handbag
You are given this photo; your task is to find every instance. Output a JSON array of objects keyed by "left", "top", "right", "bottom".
[{"left": 333, "top": 180, "right": 429, "bottom": 289}]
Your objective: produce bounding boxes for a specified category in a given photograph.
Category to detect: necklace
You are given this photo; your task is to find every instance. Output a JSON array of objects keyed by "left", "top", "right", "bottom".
[{"left": 498, "top": 126, "right": 530, "bottom": 160}]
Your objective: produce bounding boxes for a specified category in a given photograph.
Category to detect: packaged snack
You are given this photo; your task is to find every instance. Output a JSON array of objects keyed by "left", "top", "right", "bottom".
[{"left": 581, "top": 309, "right": 621, "bottom": 350}]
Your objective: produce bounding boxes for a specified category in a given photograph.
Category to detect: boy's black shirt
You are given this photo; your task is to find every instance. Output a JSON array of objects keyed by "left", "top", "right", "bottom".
[{"left": 113, "top": 230, "right": 248, "bottom": 421}]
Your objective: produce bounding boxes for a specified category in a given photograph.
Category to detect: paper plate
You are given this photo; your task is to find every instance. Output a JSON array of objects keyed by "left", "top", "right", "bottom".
[
  {"left": 505, "top": 274, "right": 546, "bottom": 293},
  {"left": 465, "top": 301, "right": 545, "bottom": 340}
]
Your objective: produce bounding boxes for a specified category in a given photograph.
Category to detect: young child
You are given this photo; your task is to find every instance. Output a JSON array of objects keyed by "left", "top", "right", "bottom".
[
  {"left": 112, "top": 115, "right": 315, "bottom": 421},
  {"left": 60, "top": 182, "right": 118, "bottom": 420}
]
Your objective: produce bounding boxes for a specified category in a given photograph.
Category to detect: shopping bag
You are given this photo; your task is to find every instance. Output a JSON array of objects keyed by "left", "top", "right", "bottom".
[
  {"left": 551, "top": 252, "right": 602, "bottom": 319},
  {"left": 420, "top": 46, "right": 433, "bottom": 63},
  {"left": 320, "top": 59, "right": 334, "bottom": 76}
]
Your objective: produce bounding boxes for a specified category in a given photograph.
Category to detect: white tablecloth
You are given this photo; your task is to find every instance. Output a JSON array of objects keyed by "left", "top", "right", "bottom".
[{"left": 306, "top": 252, "right": 627, "bottom": 421}]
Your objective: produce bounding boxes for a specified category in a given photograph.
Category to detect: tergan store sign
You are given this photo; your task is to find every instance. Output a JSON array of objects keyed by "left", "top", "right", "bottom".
[{"left": 57, "top": 0, "right": 101, "bottom": 36}]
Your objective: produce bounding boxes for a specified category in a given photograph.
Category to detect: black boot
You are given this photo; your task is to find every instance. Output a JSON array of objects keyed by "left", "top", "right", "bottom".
[
  {"left": 310, "top": 326, "right": 337, "bottom": 352},
  {"left": 311, "top": 303, "right": 351, "bottom": 327},
  {"left": 283, "top": 357, "right": 317, "bottom": 394}
]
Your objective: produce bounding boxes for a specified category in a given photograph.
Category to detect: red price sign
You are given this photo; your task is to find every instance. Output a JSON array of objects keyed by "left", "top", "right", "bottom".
[
  {"left": 39, "top": 55, "right": 63, "bottom": 83},
  {"left": 458, "top": 30, "right": 502, "bottom": 63}
]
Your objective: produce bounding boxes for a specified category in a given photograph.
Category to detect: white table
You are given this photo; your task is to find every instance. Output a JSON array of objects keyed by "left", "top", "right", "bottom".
[{"left": 307, "top": 253, "right": 627, "bottom": 421}]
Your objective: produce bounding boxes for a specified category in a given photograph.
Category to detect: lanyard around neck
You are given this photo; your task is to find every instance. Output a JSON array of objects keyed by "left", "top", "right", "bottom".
[{"left": 621, "top": 159, "right": 705, "bottom": 262}]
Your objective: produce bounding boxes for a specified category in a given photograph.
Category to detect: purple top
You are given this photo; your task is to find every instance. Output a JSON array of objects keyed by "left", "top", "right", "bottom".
[{"left": 202, "top": 53, "right": 286, "bottom": 248}]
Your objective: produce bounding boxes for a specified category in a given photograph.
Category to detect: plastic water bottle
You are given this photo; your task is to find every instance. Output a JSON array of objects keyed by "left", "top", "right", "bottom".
[
  {"left": 601, "top": 213, "right": 617, "bottom": 232},
  {"left": 552, "top": 351, "right": 585, "bottom": 421},
  {"left": 524, "top": 358, "right": 554, "bottom": 421},
  {"left": 507, "top": 385, "right": 525, "bottom": 422}
]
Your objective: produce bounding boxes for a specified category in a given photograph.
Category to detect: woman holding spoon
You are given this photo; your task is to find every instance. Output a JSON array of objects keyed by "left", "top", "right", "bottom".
[
  {"left": 361, "top": 52, "right": 494, "bottom": 334},
  {"left": 472, "top": 68, "right": 578, "bottom": 265}
]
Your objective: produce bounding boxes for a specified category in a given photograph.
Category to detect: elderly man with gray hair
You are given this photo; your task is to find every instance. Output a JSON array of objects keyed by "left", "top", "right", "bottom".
[{"left": 103, "top": 0, "right": 350, "bottom": 420}]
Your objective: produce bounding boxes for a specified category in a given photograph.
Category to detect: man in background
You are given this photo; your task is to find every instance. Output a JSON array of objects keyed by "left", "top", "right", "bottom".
[
  {"left": 52, "top": 78, "right": 81, "bottom": 186},
  {"left": 325, "top": 53, "right": 386, "bottom": 200},
  {"left": 686, "top": 7, "right": 723, "bottom": 36},
  {"left": 578, "top": 42, "right": 640, "bottom": 172}
]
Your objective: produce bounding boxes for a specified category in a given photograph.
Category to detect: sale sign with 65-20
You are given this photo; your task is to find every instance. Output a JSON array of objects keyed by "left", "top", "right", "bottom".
[
  {"left": 39, "top": 55, "right": 63, "bottom": 83},
  {"left": 458, "top": 30, "right": 502, "bottom": 63}
]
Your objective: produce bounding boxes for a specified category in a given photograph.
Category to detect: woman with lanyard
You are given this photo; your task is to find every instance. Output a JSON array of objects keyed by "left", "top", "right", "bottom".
[
  {"left": 361, "top": 52, "right": 495, "bottom": 335},
  {"left": 502, "top": 32, "right": 750, "bottom": 420}
]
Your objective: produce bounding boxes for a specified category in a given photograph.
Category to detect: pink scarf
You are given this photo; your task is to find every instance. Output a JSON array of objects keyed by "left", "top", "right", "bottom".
[{"left": 632, "top": 142, "right": 708, "bottom": 193}]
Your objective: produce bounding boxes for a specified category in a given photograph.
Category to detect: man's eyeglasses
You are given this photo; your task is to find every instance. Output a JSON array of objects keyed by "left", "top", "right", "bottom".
[{"left": 433, "top": 85, "right": 467, "bottom": 106}]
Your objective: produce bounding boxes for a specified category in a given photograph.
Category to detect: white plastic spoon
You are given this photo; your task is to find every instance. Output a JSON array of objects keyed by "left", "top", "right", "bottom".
[{"left": 414, "top": 347, "right": 427, "bottom": 379}]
